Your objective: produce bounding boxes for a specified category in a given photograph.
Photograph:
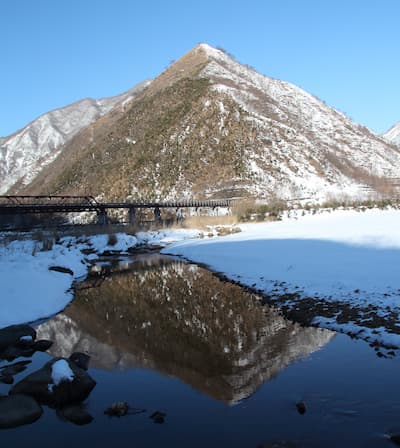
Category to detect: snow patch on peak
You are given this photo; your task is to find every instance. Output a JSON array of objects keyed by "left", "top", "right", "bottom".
[
  {"left": 383, "top": 122, "right": 400, "bottom": 145},
  {"left": 0, "top": 81, "right": 149, "bottom": 194}
]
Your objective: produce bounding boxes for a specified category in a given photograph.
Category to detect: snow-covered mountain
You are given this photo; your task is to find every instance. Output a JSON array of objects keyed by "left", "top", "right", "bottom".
[
  {"left": 383, "top": 122, "right": 400, "bottom": 146},
  {"left": 12, "top": 44, "right": 400, "bottom": 201},
  {"left": 37, "top": 260, "right": 333, "bottom": 404},
  {"left": 0, "top": 81, "right": 150, "bottom": 194}
]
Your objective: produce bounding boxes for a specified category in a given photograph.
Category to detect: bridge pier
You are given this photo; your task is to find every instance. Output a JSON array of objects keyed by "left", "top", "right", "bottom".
[
  {"left": 128, "top": 207, "right": 136, "bottom": 225},
  {"left": 154, "top": 207, "right": 161, "bottom": 224},
  {"left": 97, "top": 208, "right": 109, "bottom": 225}
]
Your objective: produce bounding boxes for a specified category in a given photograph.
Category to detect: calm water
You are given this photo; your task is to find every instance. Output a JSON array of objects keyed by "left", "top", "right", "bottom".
[{"left": 1, "top": 254, "right": 400, "bottom": 447}]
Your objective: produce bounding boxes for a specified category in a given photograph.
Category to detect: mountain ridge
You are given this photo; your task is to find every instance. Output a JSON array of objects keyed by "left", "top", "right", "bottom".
[
  {"left": 0, "top": 80, "right": 151, "bottom": 194},
  {"left": 8, "top": 44, "right": 400, "bottom": 201},
  {"left": 383, "top": 122, "right": 400, "bottom": 146}
]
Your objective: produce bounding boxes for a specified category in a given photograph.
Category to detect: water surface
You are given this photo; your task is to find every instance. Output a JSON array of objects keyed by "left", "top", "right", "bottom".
[{"left": 1, "top": 254, "right": 399, "bottom": 447}]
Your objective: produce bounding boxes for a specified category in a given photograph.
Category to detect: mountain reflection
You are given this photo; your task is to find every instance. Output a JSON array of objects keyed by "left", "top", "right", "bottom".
[{"left": 38, "top": 254, "right": 334, "bottom": 404}]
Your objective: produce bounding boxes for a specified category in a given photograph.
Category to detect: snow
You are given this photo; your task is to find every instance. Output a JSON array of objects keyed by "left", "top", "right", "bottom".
[
  {"left": 3, "top": 209, "right": 400, "bottom": 349},
  {"left": 48, "top": 359, "right": 75, "bottom": 392},
  {"left": 163, "top": 209, "right": 400, "bottom": 348},
  {"left": 0, "top": 228, "right": 200, "bottom": 328},
  {"left": 383, "top": 121, "right": 400, "bottom": 145},
  {"left": 195, "top": 43, "right": 400, "bottom": 201},
  {"left": 50, "top": 359, "right": 74, "bottom": 389},
  {"left": 0, "top": 82, "right": 149, "bottom": 194},
  {"left": 19, "top": 335, "right": 33, "bottom": 342}
]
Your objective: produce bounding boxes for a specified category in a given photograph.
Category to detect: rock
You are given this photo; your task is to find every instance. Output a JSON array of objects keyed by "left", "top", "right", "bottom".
[
  {"left": 10, "top": 357, "right": 96, "bottom": 407},
  {"left": 104, "top": 402, "right": 146, "bottom": 417},
  {"left": 58, "top": 405, "right": 94, "bottom": 425},
  {"left": 2, "top": 345, "right": 35, "bottom": 362},
  {"left": 0, "top": 394, "right": 43, "bottom": 429},
  {"left": 0, "top": 324, "right": 36, "bottom": 352},
  {"left": 1, "top": 363, "right": 29, "bottom": 377},
  {"left": 149, "top": 410, "right": 166, "bottom": 424},
  {"left": 32, "top": 340, "right": 53, "bottom": 352},
  {"left": 258, "top": 442, "right": 297, "bottom": 448},
  {"left": 104, "top": 401, "right": 129, "bottom": 417},
  {"left": 48, "top": 265, "right": 74, "bottom": 275},
  {"left": 0, "top": 374, "right": 14, "bottom": 384},
  {"left": 69, "top": 352, "right": 90, "bottom": 371},
  {"left": 296, "top": 401, "right": 306, "bottom": 415},
  {"left": 390, "top": 434, "right": 400, "bottom": 445}
]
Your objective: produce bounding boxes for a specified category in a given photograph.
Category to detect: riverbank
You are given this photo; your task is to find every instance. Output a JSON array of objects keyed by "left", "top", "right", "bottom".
[
  {"left": 2, "top": 208, "right": 400, "bottom": 352},
  {"left": 0, "top": 228, "right": 201, "bottom": 328},
  {"left": 163, "top": 208, "right": 400, "bottom": 353}
]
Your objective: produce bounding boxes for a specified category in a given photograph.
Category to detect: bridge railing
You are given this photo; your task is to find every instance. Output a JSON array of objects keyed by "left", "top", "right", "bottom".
[{"left": 0, "top": 195, "right": 99, "bottom": 206}]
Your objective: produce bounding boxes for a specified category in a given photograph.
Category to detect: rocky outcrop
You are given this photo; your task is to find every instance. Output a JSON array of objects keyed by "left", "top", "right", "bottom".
[{"left": 10, "top": 357, "right": 96, "bottom": 407}]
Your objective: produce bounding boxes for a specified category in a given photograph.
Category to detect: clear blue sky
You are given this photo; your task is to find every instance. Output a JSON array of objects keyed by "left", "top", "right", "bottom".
[{"left": 1, "top": 0, "right": 399, "bottom": 137}]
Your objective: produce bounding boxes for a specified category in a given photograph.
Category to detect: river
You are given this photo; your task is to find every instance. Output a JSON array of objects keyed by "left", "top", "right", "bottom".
[{"left": 1, "top": 252, "right": 400, "bottom": 447}]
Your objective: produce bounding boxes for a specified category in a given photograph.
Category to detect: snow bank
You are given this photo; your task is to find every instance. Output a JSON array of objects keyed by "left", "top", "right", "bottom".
[
  {"left": 0, "top": 229, "right": 200, "bottom": 328},
  {"left": 163, "top": 209, "right": 400, "bottom": 348}
]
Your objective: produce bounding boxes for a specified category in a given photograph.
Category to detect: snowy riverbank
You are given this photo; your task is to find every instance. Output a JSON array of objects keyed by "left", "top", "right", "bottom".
[
  {"left": 2, "top": 209, "right": 400, "bottom": 350},
  {"left": 163, "top": 209, "right": 400, "bottom": 350},
  {"left": 0, "top": 228, "right": 200, "bottom": 328}
]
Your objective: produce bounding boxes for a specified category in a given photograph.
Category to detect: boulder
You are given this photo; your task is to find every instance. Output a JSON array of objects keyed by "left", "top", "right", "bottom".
[
  {"left": 0, "top": 394, "right": 43, "bottom": 429},
  {"left": 1, "top": 363, "right": 29, "bottom": 377},
  {"left": 10, "top": 357, "right": 96, "bottom": 407},
  {"left": 57, "top": 405, "right": 94, "bottom": 425},
  {"left": 32, "top": 340, "right": 53, "bottom": 352},
  {"left": 0, "top": 374, "right": 14, "bottom": 385},
  {"left": 0, "top": 325, "right": 36, "bottom": 352},
  {"left": 69, "top": 352, "right": 90, "bottom": 371}
]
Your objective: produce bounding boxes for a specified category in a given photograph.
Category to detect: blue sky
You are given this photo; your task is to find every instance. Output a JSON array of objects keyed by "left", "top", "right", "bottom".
[{"left": 1, "top": 0, "right": 399, "bottom": 136}]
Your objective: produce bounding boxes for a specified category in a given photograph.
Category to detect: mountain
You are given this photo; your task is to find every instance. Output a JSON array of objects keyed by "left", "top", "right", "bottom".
[
  {"left": 0, "top": 81, "right": 150, "bottom": 194},
  {"left": 383, "top": 122, "right": 400, "bottom": 146},
  {"left": 37, "top": 258, "right": 333, "bottom": 404},
  {"left": 13, "top": 44, "right": 400, "bottom": 200}
]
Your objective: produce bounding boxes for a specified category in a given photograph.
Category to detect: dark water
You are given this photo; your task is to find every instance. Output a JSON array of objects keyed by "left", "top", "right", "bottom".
[{"left": 1, "top": 254, "right": 400, "bottom": 447}]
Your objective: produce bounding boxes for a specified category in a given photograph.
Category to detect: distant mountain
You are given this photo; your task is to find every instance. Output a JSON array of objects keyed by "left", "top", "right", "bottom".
[
  {"left": 0, "top": 81, "right": 150, "bottom": 194},
  {"left": 383, "top": 122, "right": 400, "bottom": 146},
  {"left": 13, "top": 44, "right": 400, "bottom": 200}
]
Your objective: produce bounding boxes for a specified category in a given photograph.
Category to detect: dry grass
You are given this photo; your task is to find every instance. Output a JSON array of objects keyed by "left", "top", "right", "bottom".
[{"left": 179, "top": 215, "right": 238, "bottom": 230}]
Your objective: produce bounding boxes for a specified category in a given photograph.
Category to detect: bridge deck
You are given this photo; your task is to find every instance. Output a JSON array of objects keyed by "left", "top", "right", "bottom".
[{"left": 0, "top": 195, "right": 232, "bottom": 215}]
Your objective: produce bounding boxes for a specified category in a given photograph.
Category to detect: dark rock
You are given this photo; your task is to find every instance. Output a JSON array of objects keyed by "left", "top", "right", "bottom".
[
  {"left": 0, "top": 324, "right": 36, "bottom": 352},
  {"left": 390, "top": 434, "right": 400, "bottom": 445},
  {"left": 258, "top": 442, "right": 297, "bottom": 448},
  {"left": 0, "top": 394, "right": 43, "bottom": 429},
  {"left": 149, "top": 410, "right": 166, "bottom": 424},
  {"left": 58, "top": 405, "right": 94, "bottom": 425},
  {"left": 69, "top": 352, "right": 90, "bottom": 371},
  {"left": 104, "top": 402, "right": 146, "bottom": 417},
  {"left": 0, "top": 374, "right": 14, "bottom": 384},
  {"left": 2, "top": 346, "right": 35, "bottom": 361},
  {"left": 48, "top": 265, "right": 74, "bottom": 275},
  {"left": 104, "top": 401, "right": 129, "bottom": 417},
  {"left": 1, "top": 363, "right": 27, "bottom": 376},
  {"left": 10, "top": 357, "right": 96, "bottom": 407},
  {"left": 32, "top": 340, "right": 53, "bottom": 352},
  {"left": 296, "top": 401, "right": 306, "bottom": 415}
]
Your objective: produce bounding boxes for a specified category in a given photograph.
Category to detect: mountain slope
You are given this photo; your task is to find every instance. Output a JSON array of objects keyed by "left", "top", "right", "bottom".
[
  {"left": 383, "top": 122, "right": 400, "bottom": 146},
  {"left": 20, "top": 44, "right": 400, "bottom": 201},
  {"left": 0, "top": 81, "right": 150, "bottom": 194}
]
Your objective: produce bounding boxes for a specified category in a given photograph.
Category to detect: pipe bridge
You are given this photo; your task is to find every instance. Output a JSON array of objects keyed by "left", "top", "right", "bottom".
[{"left": 0, "top": 195, "right": 232, "bottom": 225}]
